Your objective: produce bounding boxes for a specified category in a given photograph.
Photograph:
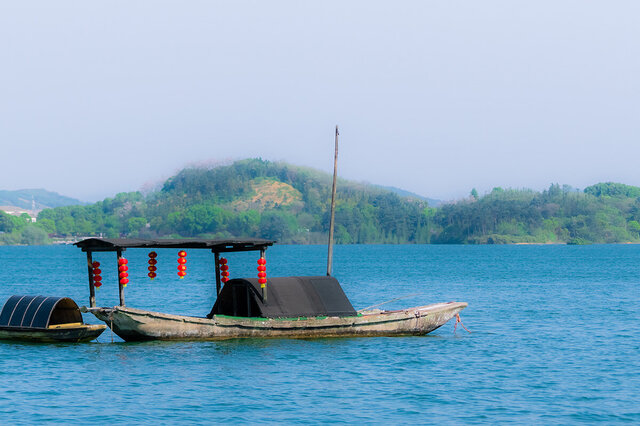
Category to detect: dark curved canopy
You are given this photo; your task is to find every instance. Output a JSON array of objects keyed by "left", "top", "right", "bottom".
[
  {"left": 0, "top": 295, "right": 83, "bottom": 329},
  {"left": 74, "top": 237, "right": 275, "bottom": 252},
  {"left": 211, "top": 276, "right": 357, "bottom": 318}
]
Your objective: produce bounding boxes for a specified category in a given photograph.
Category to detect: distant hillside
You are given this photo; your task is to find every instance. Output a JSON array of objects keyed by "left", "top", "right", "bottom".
[
  {"left": 0, "top": 189, "right": 82, "bottom": 211},
  {"left": 36, "top": 159, "right": 431, "bottom": 244},
  {"left": 376, "top": 185, "right": 441, "bottom": 207},
  {"left": 433, "top": 183, "right": 640, "bottom": 244},
  {"left": 12, "top": 161, "right": 640, "bottom": 246}
]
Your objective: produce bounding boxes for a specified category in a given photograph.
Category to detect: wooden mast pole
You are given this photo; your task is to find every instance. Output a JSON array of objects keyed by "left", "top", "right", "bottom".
[{"left": 327, "top": 125, "right": 339, "bottom": 276}]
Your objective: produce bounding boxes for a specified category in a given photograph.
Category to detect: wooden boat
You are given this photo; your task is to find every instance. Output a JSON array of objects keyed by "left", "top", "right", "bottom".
[
  {"left": 75, "top": 238, "right": 467, "bottom": 342},
  {"left": 0, "top": 295, "right": 106, "bottom": 343},
  {"left": 86, "top": 301, "right": 467, "bottom": 341}
]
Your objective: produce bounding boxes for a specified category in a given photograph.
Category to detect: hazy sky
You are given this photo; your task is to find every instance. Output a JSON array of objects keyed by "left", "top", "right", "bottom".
[{"left": 2, "top": 1, "right": 639, "bottom": 202}]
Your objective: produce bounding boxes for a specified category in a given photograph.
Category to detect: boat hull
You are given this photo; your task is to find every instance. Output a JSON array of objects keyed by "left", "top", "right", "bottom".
[
  {"left": 87, "top": 302, "right": 468, "bottom": 342},
  {"left": 0, "top": 324, "right": 107, "bottom": 343}
]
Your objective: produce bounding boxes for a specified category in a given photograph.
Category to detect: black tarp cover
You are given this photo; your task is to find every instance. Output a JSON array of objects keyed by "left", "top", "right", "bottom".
[
  {"left": 0, "top": 295, "right": 83, "bottom": 329},
  {"left": 211, "top": 276, "right": 357, "bottom": 318}
]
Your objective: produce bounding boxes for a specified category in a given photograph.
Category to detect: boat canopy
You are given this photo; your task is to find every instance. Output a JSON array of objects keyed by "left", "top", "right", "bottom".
[
  {"left": 210, "top": 276, "right": 357, "bottom": 318},
  {"left": 0, "top": 295, "right": 83, "bottom": 329},
  {"left": 74, "top": 237, "right": 275, "bottom": 252}
]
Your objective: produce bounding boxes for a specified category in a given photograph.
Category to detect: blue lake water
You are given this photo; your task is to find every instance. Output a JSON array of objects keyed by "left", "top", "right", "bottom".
[{"left": 0, "top": 244, "right": 638, "bottom": 423}]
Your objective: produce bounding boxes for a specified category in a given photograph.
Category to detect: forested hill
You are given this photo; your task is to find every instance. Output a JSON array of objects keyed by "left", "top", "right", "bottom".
[
  {"left": 434, "top": 183, "right": 640, "bottom": 244},
  {"left": 33, "top": 159, "right": 431, "bottom": 244},
  {"left": 0, "top": 189, "right": 82, "bottom": 210},
  {"left": 2, "top": 160, "right": 640, "bottom": 245}
]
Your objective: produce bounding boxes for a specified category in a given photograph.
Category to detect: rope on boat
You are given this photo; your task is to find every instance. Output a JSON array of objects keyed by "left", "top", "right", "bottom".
[
  {"left": 358, "top": 293, "right": 423, "bottom": 312},
  {"left": 453, "top": 313, "right": 471, "bottom": 334}
]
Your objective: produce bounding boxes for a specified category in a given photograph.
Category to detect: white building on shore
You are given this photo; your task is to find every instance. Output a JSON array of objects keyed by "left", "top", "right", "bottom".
[{"left": 0, "top": 206, "right": 37, "bottom": 222}]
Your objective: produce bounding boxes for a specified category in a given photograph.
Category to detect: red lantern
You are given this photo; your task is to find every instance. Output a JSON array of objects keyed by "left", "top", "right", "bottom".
[
  {"left": 118, "top": 257, "right": 130, "bottom": 286},
  {"left": 92, "top": 262, "right": 102, "bottom": 288},
  {"left": 148, "top": 252, "right": 158, "bottom": 279},
  {"left": 219, "top": 257, "right": 229, "bottom": 283},
  {"left": 177, "top": 250, "right": 188, "bottom": 279},
  {"left": 257, "top": 258, "right": 267, "bottom": 287}
]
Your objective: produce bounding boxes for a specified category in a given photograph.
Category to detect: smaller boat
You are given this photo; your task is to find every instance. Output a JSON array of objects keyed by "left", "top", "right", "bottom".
[{"left": 0, "top": 295, "right": 106, "bottom": 343}]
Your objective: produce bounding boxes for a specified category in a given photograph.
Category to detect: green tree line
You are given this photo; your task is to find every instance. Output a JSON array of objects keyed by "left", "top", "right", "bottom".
[
  {"left": 3, "top": 159, "right": 639, "bottom": 245},
  {"left": 433, "top": 182, "right": 640, "bottom": 244},
  {"left": 0, "top": 211, "right": 49, "bottom": 245}
]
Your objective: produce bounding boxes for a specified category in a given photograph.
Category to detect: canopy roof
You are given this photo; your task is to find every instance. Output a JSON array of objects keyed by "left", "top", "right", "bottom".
[
  {"left": 75, "top": 237, "right": 275, "bottom": 252},
  {"left": 210, "top": 276, "right": 357, "bottom": 318},
  {"left": 0, "top": 295, "right": 83, "bottom": 329}
]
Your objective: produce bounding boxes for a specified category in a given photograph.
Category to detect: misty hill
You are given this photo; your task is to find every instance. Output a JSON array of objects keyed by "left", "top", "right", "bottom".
[
  {"left": 35, "top": 159, "right": 431, "bottom": 243},
  {"left": 0, "top": 189, "right": 82, "bottom": 211}
]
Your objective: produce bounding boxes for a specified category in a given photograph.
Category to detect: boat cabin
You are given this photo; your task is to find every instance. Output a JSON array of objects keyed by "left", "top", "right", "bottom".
[
  {"left": 74, "top": 238, "right": 356, "bottom": 319},
  {"left": 210, "top": 276, "right": 356, "bottom": 318}
]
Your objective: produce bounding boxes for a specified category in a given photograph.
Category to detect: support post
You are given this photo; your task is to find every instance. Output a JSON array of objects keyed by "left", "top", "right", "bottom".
[
  {"left": 327, "top": 125, "right": 339, "bottom": 276},
  {"left": 260, "top": 248, "right": 267, "bottom": 303},
  {"left": 117, "top": 249, "right": 125, "bottom": 307},
  {"left": 86, "top": 251, "right": 96, "bottom": 308},
  {"left": 214, "top": 251, "right": 221, "bottom": 296}
]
